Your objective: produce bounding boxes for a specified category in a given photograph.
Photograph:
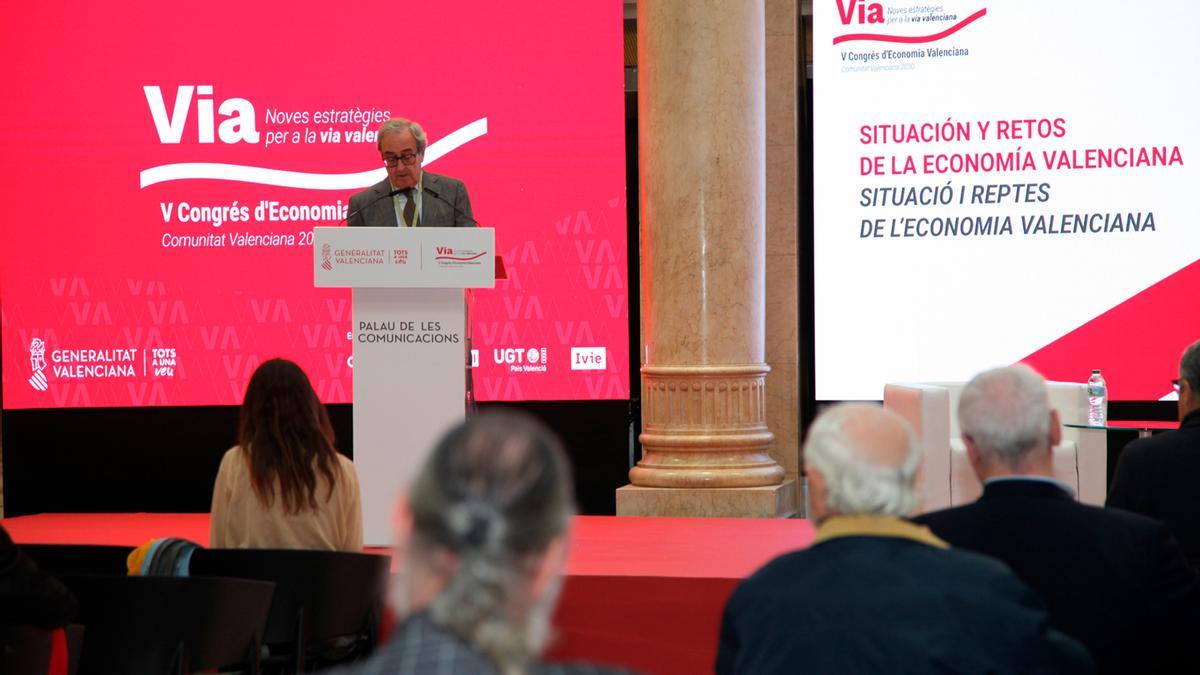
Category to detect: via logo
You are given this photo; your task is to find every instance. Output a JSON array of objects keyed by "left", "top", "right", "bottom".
[
  {"left": 143, "top": 85, "right": 260, "bottom": 144},
  {"left": 836, "top": 0, "right": 884, "bottom": 24},
  {"left": 28, "top": 338, "right": 48, "bottom": 391}
]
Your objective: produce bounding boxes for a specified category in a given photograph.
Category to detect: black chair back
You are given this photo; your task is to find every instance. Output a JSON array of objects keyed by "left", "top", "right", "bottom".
[
  {"left": 188, "top": 549, "right": 390, "bottom": 672},
  {"left": 1, "top": 624, "right": 51, "bottom": 675},
  {"left": 22, "top": 545, "right": 133, "bottom": 575},
  {"left": 64, "top": 624, "right": 84, "bottom": 675},
  {"left": 0, "top": 624, "right": 84, "bottom": 675},
  {"left": 58, "top": 574, "right": 273, "bottom": 675}
]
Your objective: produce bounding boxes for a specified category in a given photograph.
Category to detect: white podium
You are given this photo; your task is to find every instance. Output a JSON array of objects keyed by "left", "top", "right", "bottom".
[{"left": 314, "top": 226, "right": 495, "bottom": 544}]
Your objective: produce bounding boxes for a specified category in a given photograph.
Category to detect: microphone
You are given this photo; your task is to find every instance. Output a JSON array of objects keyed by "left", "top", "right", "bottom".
[
  {"left": 339, "top": 187, "right": 404, "bottom": 226},
  {"left": 422, "top": 186, "right": 480, "bottom": 227}
]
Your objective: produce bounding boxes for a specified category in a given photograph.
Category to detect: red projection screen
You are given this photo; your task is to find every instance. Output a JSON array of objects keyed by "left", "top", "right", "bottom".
[{"left": 0, "top": 2, "right": 629, "bottom": 409}]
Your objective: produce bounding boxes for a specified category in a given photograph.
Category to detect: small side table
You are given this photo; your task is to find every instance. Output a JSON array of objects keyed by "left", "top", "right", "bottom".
[{"left": 1065, "top": 420, "right": 1179, "bottom": 439}]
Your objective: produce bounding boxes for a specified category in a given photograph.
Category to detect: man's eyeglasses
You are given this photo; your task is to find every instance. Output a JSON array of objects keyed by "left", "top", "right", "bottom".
[{"left": 382, "top": 152, "right": 419, "bottom": 167}]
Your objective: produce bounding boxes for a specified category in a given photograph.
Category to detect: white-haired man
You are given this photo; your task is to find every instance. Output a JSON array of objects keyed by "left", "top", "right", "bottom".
[
  {"left": 347, "top": 118, "right": 474, "bottom": 228},
  {"left": 916, "top": 365, "right": 1200, "bottom": 674},
  {"left": 1108, "top": 339, "right": 1200, "bottom": 567},
  {"left": 717, "top": 403, "right": 1092, "bottom": 674}
]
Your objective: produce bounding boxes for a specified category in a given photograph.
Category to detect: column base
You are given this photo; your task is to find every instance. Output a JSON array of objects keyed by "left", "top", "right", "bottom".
[{"left": 615, "top": 480, "right": 797, "bottom": 518}]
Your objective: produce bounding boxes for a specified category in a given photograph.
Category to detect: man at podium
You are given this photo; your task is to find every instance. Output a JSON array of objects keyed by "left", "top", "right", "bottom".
[{"left": 348, "top": 118, "right": 475, "bottom": 228}]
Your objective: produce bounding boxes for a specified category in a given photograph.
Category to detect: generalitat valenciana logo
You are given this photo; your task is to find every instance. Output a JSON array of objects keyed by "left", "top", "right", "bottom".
[{"left": 29, "top": 338, "right": 48, "bottom": 391}]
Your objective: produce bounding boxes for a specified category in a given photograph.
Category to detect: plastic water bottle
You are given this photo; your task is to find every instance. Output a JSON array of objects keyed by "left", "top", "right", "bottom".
[{"left": 1087, "top": 369, "right": 1107, "bottom": 426}]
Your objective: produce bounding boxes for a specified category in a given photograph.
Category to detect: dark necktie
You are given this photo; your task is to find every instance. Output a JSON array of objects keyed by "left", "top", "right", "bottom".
[{"left": 402, "top": 188, "right": 416, "bottom": 227}]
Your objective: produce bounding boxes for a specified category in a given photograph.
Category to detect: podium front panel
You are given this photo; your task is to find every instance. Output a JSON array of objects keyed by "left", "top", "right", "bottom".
[{"left": 353, "top": 287, "right": 466, "bottom": 545}]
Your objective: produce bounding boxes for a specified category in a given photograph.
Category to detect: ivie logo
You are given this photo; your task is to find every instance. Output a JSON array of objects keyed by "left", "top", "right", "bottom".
[{"left": 570, "top": 347, "right": 607, "bottom": 371}]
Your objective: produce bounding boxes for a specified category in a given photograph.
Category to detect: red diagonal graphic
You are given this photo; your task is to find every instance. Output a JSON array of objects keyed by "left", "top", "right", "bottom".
[{"left": 1021, "top": 258, "right": 1200, "bottom": 401}]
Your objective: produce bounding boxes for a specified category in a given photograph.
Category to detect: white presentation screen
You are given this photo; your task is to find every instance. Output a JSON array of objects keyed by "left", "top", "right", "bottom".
[{"left": 814, "top": 0, "right": 1200, "bottom": 401}]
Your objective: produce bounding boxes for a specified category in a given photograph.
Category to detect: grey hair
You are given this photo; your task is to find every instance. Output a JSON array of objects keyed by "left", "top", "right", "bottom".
[
  {"left": 958, "top": 364, "right": 1052, "bottom": 468},
  {"left": 1181, "top": 339, "right": 1200, "bottom": 392},
  {"left": 406, "top": 411, "right": 574, "bottom": 674},
  {"left": 376, "top": 118, "right": 428, "bottom": 154},
  {"left": 803, "top": 404, "right": 922, "bottom": 517}
]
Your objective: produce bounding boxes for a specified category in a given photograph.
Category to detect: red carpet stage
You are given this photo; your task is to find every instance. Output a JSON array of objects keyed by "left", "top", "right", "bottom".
[{"left": 3, "top": 513, "right": 815, "bottom": 675}]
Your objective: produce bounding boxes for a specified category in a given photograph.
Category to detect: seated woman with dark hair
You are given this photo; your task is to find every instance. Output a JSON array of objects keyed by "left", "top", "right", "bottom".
[{"left": 210, "top": 358, "right": 362, "bottom": 551}]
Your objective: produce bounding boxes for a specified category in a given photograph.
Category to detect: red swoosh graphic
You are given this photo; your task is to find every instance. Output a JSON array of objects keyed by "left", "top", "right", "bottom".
[
  {"left": 434, "top": 252, "right": 486, "bottom": 261},
  {"left": 833, "top": 8, "right": 986, "bottom": 45}
]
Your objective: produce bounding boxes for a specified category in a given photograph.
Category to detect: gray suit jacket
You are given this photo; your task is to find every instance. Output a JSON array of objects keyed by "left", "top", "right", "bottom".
[{"left": 347, "top": 172, "right": 474, "bottom": 227}]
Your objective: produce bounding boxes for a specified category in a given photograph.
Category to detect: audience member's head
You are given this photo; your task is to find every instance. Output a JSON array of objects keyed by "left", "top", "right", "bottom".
[
  {"left": 803, "top": 403, "right": 921, "bottom": 523},
  {"left": 958, "top": 364, "right": 1060, "bottom": 479},
  {"left": 238, "top": 358, "right": 340, "bottom": 513},
  {"left": 1178, "top": 339, "right": 1200, "bottom": 420},
  {"left": 393, "top": 411, "right": 575, "bottom": 672}
]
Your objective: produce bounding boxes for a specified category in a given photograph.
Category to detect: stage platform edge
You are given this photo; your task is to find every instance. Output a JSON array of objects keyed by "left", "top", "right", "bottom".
[{"left": 3, "top": 512, "right": 816, "bottom": 675}]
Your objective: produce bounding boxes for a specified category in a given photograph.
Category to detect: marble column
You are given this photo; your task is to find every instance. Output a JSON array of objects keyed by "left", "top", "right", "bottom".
[{"left": 618, "top": 0, "right": 793, "bottom": 516}]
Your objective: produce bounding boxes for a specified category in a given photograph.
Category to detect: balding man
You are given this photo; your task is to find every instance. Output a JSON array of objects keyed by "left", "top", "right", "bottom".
[
  {"left": 716, "top": 404, "right": 1092, "bottom": 675},
  {"left": 916, "top": 365, "right": 1200, "bottom": 674}
]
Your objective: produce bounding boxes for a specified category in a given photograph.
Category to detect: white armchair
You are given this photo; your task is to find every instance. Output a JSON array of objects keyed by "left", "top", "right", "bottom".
[{"left": 883, "top": 381, "right": 1107, "bottom": 514}]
